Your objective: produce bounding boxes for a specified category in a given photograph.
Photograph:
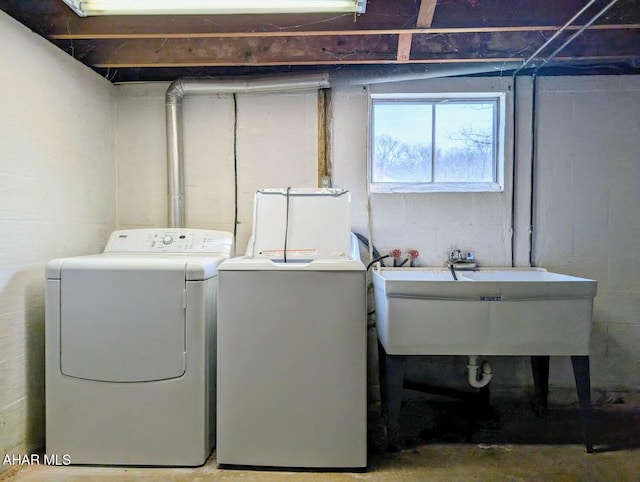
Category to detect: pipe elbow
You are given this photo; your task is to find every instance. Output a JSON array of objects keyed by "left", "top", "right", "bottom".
[
  {"left": 467, "top": 356, "right": 493, "bottom": 389},
  {"left": 166, "top": 79, "right": 189, "bottom": 105}
]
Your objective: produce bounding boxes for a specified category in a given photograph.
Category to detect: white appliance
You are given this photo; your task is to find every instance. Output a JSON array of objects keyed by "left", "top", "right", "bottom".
[
  {"left": 217, "top": 188, "right": 367, "bottom": 470},
  {"left": 45, "top": 228, "right": 233, "bottom": 466}
]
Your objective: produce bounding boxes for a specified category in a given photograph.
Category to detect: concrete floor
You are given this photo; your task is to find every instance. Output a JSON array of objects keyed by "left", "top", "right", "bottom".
[{"left": 3, "top": 392, "right": 640, "bottom": 481}]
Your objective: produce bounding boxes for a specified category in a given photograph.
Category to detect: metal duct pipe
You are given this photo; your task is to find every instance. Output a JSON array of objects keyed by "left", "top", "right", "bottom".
[
  {"left": 328, "top": 62, "right": 520, "bottom": 86},
  {"left": 165, "top": 73, "right": 330, "bottom": 228},
  {"left": 166, "top": 93, "right": 184, "bottom": 229}
]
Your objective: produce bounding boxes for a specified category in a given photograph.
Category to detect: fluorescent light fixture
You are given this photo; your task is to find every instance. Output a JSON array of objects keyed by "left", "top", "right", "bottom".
[{"left": 62, "top": 0, "right": 366, "bottom": 16}]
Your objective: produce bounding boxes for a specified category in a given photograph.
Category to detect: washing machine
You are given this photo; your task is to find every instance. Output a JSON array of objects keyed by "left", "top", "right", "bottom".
[
  {"left": 45, "top": 228, "right": 233, "bottom": 466},
  {"left": 217, "top": 188, "right": 367, "bottom": 470}
]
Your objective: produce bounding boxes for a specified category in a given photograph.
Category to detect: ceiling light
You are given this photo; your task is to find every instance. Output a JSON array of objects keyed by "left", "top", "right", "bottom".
[{"left": 61, "top": 0, "right": 366, "bottom": 16}]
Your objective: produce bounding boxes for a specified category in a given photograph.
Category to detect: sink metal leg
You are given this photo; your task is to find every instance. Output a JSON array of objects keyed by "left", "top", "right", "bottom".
[
  {"left": 377, "top": 340, "right": 387, "bottom": 409},
  {"left": 530, "top": 355, "right": 550, "bottom": 415},
  {"left": 571, "top": 355, "right": 593, "bottom": 453},
  {"left": 383, "top": 352, "right": 406, "bottom": 452},
  {"left": 531, "top": 355, "right": 593, "bottom": 452}
]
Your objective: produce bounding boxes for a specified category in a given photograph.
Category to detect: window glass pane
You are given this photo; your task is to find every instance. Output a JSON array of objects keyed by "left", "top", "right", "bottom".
[
  {"left": 433, "top": 102, "right": 495, "bottom": 182},
  {"left": 372, "top": 103, "right": 433, "bottom": 183}
]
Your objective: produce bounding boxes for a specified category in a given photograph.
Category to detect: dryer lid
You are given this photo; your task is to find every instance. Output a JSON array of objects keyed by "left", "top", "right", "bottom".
[
  {"left": 47, "top": 255, "right": 224, "bottom": 281},
  {"left": 249, "top": 188, "right": 352, "bottom": 261},
  {"left": 59, "top": 260, "right": 187, "bottom": 383}
]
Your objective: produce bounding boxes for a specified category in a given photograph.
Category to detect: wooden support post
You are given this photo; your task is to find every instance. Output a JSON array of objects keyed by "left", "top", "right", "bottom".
[{"left": 317, "top": 88, "right": 332, "bottom": 187}]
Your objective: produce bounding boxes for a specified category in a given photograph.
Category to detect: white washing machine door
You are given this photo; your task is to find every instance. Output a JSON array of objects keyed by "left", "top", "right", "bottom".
[{"left": 59, "top": 258, "right": 187, "bottom": 382}]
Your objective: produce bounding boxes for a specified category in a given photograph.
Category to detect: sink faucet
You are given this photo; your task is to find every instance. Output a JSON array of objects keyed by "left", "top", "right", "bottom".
[{"left": 447, "top": 249, "right": 476, "bottom": 269}]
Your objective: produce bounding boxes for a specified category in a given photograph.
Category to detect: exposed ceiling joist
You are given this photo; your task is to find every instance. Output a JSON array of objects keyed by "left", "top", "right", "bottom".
[
  {"left": 0, "top": 0, "right": 638, "bottom": 82},
  {"left": 397, "top": 0, "right": 438, "bottom": 61},
  {"left": 53, "top": 28, "right": 639, "bottom": 68},
  {"left": 417, "top": 0, "right": 438, "bottom": 28}
]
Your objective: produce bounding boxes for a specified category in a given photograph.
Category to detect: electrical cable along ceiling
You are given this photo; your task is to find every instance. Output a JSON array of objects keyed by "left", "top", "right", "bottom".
[{"left": 0, "top": 0, "right": 638, "bottom": 82}]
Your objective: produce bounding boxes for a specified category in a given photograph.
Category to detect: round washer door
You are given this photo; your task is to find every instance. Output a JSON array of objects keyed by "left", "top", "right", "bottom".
[{"left": 59, "top": 258, "right": 187, "bottom": 382}]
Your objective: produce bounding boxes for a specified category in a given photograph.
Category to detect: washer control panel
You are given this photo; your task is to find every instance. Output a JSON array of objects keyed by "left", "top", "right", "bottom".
[{"left": 104, "top": 229, "right": 234, "bottom": 254}]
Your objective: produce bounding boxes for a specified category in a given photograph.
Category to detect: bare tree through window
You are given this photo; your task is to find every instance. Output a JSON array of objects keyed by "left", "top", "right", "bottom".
[{"left": 371, "top": 98, "right": 500, "bottom": 190}]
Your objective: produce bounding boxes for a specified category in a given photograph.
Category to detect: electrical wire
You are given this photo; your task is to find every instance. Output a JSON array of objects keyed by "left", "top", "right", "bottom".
[
  {"left": 529, "top": 74, "right": 538, "bottom": 267},
  {"left": 365, "top": 254, "right": 390, "bottom": 272},
  {"left": 353, "top": 232, "right": 385, "bottom": 266},
  {"left": 510, "top": 0, "right": 619, "bottom": 269},
  {"left": 512, "top": 0, "right": 599, "bottom": 76},
  {"left": 232, "top": 93, "right": 238, "bottom": 244},
  {"left": 533, "top": 0, "right": 620, "bottom": 74},
  {"left": 283, "top": 186, "right": 291, "bottom": 263}
]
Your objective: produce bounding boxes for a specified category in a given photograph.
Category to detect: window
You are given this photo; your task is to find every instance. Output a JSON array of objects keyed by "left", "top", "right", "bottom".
[{"left": 369, "top": 93, "right": 505, "bottom": 193}]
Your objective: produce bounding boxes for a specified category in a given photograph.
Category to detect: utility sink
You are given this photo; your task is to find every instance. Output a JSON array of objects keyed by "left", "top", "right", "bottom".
[{"left": 373, "top": 267, "right": 597, "bottom": 356}]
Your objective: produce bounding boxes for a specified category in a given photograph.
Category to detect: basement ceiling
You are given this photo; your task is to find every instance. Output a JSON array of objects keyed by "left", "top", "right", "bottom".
[{"left": 1, "top": 0, "right": 639, "bottom": 83}]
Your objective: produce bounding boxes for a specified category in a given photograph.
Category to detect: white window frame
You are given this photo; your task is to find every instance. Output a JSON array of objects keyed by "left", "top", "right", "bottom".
[{"left": 368, "top": 91, "right": 506, "bottom": 193}]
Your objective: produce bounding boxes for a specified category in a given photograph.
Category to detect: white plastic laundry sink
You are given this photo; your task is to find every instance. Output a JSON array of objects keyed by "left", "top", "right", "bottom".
[{"left": 373, "top": 267, "right": 597, "bottom": 356}]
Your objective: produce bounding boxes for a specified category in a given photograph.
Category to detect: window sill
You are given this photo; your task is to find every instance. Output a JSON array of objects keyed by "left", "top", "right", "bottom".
[{"left": 369, "top": 182, "right": 504, "bottom": 194}]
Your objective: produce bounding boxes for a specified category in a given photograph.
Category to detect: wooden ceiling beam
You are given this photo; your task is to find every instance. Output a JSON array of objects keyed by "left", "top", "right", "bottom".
[
  {"left": 26, "top": 0, "right": 638, "bottom": 38},
  {"left": 409, "top": 29, "right": 640, "bottom": 62},
  {"left": 47, "top": 23, "right": 639, "bottom": 40},
  {"left": 53, "top": 28, "right": 638, "bottom": 68},
  {"left": 1, "top": 0, "right": 638, "bottom": 79},
  {"left": 82, "top": 55, "right": 639, "bottom": 69}
]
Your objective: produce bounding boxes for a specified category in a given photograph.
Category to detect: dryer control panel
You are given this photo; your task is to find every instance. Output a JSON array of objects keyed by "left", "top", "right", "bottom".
[{"left": 104, "top": 229, "right": 234, "bottom": 255}]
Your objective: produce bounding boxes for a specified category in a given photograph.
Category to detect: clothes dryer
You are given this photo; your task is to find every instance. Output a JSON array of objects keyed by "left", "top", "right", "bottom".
[{"left": 46, "top": 228, "right": 233, "bottom": 466}]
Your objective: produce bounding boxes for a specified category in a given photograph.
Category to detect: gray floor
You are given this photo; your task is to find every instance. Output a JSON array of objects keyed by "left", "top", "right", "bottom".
[{"left": 4, "top": 393, "right": 640, "bottom": 481}]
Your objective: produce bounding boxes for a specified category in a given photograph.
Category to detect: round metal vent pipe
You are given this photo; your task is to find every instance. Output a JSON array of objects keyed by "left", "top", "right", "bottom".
[{"left": 165, "top": 73, "right": 330, "bottom": 228}]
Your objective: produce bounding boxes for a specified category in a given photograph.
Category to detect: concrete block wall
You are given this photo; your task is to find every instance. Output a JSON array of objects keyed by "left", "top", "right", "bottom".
[
  {"left": 0, "top": 12, "right": 116, "bottom": 469},
  {"left": 333, "top": 75, "right": 640, "bottom": 392},
  {"left": 115, "top": 85, "right": 319, "bottom": 253},
  {"left": 112, "top": 76, "right": 640, "bottom": 390},
  {"left": 115, "top": 74, "right": 640, "bottom": 394},
  {"left": 335, "top": 78, "right": 516, "bottom": 268},
  {"left": 332, "top": 79, "right": 526, "bottom": 394},
  {"left": 534, "top": 76, "right": 640, "bottom": 390}
]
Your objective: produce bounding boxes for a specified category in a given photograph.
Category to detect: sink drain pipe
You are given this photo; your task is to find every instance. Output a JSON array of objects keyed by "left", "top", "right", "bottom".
[{"left": 467, "top": 355, "right": 493, "bottom": 388}]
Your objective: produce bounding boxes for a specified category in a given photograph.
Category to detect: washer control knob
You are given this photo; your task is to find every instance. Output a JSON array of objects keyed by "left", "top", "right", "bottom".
[{"left": 162, "top": 235, "right": 173, "bottom": 245}]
